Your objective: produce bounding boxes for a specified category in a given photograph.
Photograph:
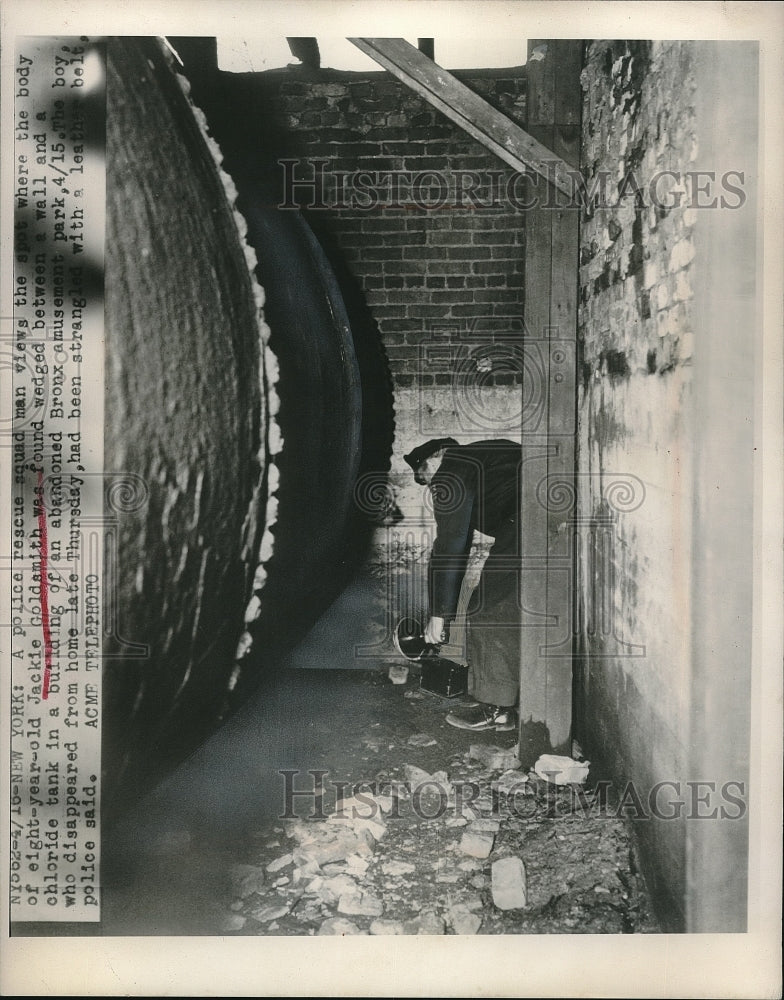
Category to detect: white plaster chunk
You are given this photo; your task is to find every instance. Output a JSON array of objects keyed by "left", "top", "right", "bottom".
[
  {"left": 328, "top": 812, "right": 387, "bottom": 843},
  {"left": 534, "top": 754, "right": 590, "bottom": 785},
  {"left": 370, "top": 919, "right": 406, "bottom": 935},
  {"left": 460, "top": 828, "right": 495, "bottom": 859},
  {"left": 294, "top": 860, "right": 321, "bottom": 882},
  {"left": 408, "top": 732, "right": 437, "bottom": 746},
  {"left": 332, "top": 795, "right": 378, "bottom": 819},
  {"left": 355, "top": 817, "right": 388, "bottom": 842},
  {"left": 337, "top": 889, "right": 384, "bottom": 917},
  {"left": 448, "top": 903, "right": 482, "bottom": 935},
  {"left": 491, "top": 856, "right": 528, "bottom": 910},
  {"left": 287, "top": 820, "right": 373, "bottom": 864},
  {"left": 415, "top": 910, "right": 446, "bottom": 935},
  {"left": 316, "top": 874, "right": 357, "bottom": 904},
  {"left": 265, "top": 853, "right": 293, "bottom": 873},
  {"left": 382, "top": 860, "right": 416, "bottom": 876},
  {"left": 251, "top": 902, "right": 290, "bottom": 923},
  {"left": 345, "top": 855, "right": 369, "bottom": 876},
  {"left": 436, "top": 872, "right": 460, "bottom": 884},
  {"left": 468, "top": 744, "right": 520, "bottom": 771},
  {"left": 470, "top": 818, "right": 501, "bottom": 834},
  {"left": 494, "top": 768, "right": 530, "bottom": 796},
  {"left": 403, "top": 764, "right": 452, "bottom": 811},
  {"left": 371, "top": 794, "right": 395, "bottom": 815},
  {"left": 318, "top": 917, "right": 363, "bottom": 935},
  {"left": 403, "top": 763, "right": 432, "bottom": 786}
]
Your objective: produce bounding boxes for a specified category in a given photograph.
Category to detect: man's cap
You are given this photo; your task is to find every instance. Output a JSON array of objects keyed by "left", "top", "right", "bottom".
[{"left": 403, "top": 437, "right": 459, "bottom": 471}]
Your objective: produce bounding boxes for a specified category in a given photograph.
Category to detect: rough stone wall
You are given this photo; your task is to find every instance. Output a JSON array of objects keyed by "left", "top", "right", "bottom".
[{"left": 577, "top": 41, "right": 699, "bottom": 929}]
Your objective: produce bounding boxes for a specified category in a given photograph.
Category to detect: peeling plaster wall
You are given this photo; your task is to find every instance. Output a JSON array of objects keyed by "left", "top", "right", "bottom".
[
  {"left": 577, "top": 42, "right": 698, "bottom": 929},
  {"left": 576, "top": 40, "right": 755, "bottom": 932}
]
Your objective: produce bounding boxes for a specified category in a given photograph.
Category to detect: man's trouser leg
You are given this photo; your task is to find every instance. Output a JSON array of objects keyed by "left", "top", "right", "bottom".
[{"left": 466, "top": 537, "right": 520, "bottom": 707}]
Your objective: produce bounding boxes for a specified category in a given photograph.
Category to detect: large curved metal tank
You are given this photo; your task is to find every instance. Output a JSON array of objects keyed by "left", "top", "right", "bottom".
[{"left": 103, "top": 38, "right": 385, "bottom": 815}]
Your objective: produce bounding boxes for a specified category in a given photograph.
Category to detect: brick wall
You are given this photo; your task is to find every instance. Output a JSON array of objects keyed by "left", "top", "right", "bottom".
[
  {"left": 577, "top": 39, "right": 698, "bottom": 931},
  {"left": 252, "top": 67, "right": 528, "bottom": 395},
  {"left": 576, "top": 40, "right": 755, "bottom": 931},
  {"left": 234, "top": 65, "right": 532, "bottom": 532}
]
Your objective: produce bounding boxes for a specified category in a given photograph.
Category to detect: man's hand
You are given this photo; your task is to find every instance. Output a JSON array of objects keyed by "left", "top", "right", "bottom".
[{"left": 424, "top": 616, "right": 446, "bottom": 645}]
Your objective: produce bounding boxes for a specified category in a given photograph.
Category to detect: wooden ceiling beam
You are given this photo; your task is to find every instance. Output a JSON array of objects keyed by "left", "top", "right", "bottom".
[{"left": 349, "top": 37, "right": 575, "bottom": 196}]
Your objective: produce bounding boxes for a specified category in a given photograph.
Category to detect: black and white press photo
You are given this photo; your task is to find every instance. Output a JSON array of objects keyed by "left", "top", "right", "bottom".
[{"left": 1, "top": 2, "right": 782, "bottom": 997}]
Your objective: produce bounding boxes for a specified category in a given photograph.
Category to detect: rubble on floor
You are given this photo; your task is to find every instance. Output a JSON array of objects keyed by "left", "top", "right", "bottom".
[{"left": 215, "top": 683, "right": 659, "bottom": 936}]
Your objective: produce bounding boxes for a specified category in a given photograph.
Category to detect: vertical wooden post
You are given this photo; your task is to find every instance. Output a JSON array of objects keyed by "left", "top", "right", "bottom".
[{"left": 519, "top": 40, "right": 582, "bottom": 764}]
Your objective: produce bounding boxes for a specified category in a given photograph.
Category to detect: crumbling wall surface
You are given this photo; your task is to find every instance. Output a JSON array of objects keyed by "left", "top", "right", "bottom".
[
  {"left": 577, "top": 40, "right": 697, "bottom": 929},
  {"left": 577, "top": 40, "right": 755, "bottom": 932}
]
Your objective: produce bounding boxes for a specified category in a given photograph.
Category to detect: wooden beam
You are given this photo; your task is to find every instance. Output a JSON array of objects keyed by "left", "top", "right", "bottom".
[
  {"left": 349, "top": 37, "right": 574, "bottom": 195},
  {"left": 518, "top": 39, "right": 582, "bottom": 765}
]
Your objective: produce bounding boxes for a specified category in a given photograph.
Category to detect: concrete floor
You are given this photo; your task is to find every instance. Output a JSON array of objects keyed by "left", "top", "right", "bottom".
[
  {"left": 95, "top": 565, "right": 657, "bottom": 936},
  {"left": 99, "top": 566, "right": 408, "bottom": 933},
  {"left": 101, "top": 668, "right": 412, "bottom": 934}
]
